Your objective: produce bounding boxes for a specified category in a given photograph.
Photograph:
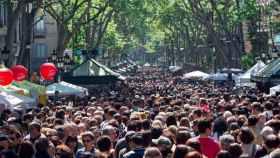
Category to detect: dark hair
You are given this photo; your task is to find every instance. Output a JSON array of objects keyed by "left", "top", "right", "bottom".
[
  {"left": 239, "top": 127, "right": 255, "bottom": 144},
  {"left": 18, "top": 141, "right": 35, "bottom": 158},
  {"left": 127, "top": 120, "right": 137, "bottom": 131},
  {"left": 65, "top": 136, "right": 78, "bottom": 152},
  {"left": 151, "top": 127, "right": 162, "bottom": 139},
  {"left": 166, "top": 115, "right": 177, "bottom": 127},
  {"left": 216, "top": 150, "right": 232, "bottom": 158},
  {"left": 55, "top": 109, "right": 65, "bottom": 120},
  {"left": 186, "top": 151, "right": 203, "bottom": 158},
  {"left": 131, "top": 133, "right": 144, "bottom": 146},
  {"left": 0, "top": 149, "right": 19, "bottom": 158},
  {"left": 141, "top": 130, "right": 152, "bottom": 147},
  {"left": 142, "top": 119, "right": 151, "bottom": 130},
  {"left": 172, "top": 145, "right": 190, "bottom": 158},
  {"left": 35, "top": 138, "right": 49, "bottom": 152},
  {"left": 264, "top": 134, "right": 280, "bottom": 149},
  {"left": 197, "top": 119, "right": 211, "bottom": 134},
  {"left": 264, "top": 102, "right": 273, "bottom": 110},
  {"left": 176, "top": 131, "right": 191, "bottom": 145},
  {"left": 96, "top": 136, "right": 112, "bottom": 152},
  {"left": 247, "top": 115, "right": 258, "bottom": 126},
  {"left": 186, "top": 139, "right": 201, "bottom": 152},
  {"left": 193, "top": 109, "right": 202, "bottom": 117},
  {"left": 228, "top": 143, "right": 243, "bottom": 158}
]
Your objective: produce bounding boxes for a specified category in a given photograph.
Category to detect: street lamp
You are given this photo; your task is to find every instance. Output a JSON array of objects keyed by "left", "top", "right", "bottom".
[
  {"left": 63, "top": 54, "right": 71, "bottom": 72},
  {"left": 51, "top": 50, "right": 57, "bottom": 63},
  {"left": 56, "top": 57, "right": 64, "bottom": 82}
]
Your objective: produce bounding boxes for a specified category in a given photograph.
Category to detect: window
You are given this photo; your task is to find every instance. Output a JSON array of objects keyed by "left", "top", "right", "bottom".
[
  {"left": 0, "top": 4, "right": 7, "bottom": 27},
  {"left": 33, "top": 43, "right": 48, "bottom": 58},
  {"left": 34, "top": 17, "right": 45, "bottom": 32}
]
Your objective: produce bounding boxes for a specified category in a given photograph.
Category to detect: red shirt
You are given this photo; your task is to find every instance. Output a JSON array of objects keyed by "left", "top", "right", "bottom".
[{"left": 191, "top": 137, "right": 220, "bottom": 158}]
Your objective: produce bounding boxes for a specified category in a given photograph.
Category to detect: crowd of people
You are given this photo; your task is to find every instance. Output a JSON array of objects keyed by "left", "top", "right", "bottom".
[{"left": 1, "top": 68, "right": 280, "bottom": 158}]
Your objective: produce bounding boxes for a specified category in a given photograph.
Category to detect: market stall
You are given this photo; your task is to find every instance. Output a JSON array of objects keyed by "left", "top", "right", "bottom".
[
  {"left": 182, "top": 71, "right": 209, "bottom": 79},
  {"left": 47, "top": 81, "right": 88, "bottom": 97}
]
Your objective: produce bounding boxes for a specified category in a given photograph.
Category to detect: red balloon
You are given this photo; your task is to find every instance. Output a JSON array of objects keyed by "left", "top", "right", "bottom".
[
  {"left": 0, "top": 68, "right": 14, "bottom": 86},
  {"left": 40, "top": 63, "right": 58, "bottom": 81},
  {"left": 11, "top": 65, "right": 28, "bottom": 81}
]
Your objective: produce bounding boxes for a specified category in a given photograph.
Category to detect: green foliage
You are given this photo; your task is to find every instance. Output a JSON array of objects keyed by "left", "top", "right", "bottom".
[{"left": 241, "top": 53, "right": 255, "bottom": 70}]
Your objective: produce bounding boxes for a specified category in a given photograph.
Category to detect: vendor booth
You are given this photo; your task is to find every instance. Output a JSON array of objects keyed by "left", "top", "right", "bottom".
[
  {"left": 270, "top": 85, "right": 280, "bottom": 95},
  {"left": 0, "top": 90, "right": 36, "bottom": 110},
  {"left": 63, "top": 58, "right": 125, "bottom": 85},
  {"left": 47, "top": 81, "right": 88, "bottom": 97},
  {"left": 183, "top": 71, "right": 209, "bottom": 79},
  {"left": 236, "top": 61, "right": 266, "bottom": 87}
]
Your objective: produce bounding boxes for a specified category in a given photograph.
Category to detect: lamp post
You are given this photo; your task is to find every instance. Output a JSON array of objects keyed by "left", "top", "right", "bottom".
[
  {"left": 56, "top": 57, "right": 64, "bottom": 82},
  {"left": 51, "top": 50, "right": 57, "bottom": 63},
  {"left": 63, "top": 54, "right": 71, "bottom": 73}
]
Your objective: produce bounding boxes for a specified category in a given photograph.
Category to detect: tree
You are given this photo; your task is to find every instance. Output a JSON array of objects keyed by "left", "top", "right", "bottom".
[{"left": 44, "top": 0, "right": 112, "bottom": 55}]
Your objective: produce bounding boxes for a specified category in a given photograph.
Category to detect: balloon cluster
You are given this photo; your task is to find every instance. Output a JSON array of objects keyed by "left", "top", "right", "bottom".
[{"left": 0, "top": 63, "right": 58, "bottom": 86}]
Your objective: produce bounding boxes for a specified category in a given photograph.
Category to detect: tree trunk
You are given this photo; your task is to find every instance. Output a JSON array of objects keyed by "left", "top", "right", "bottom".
[{"left": 56, "top": 23, "right": 67, "bottom": 56}]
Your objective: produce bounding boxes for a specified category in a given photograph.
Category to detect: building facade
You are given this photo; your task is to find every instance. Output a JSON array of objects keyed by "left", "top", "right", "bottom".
[{"left": 31, "top": 12, "right": 57, "bottom": 71}]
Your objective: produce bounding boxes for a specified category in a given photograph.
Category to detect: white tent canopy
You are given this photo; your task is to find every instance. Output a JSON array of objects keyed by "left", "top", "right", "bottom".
[
  {"left": 239, "top": 61, "right": 266, "bottom": 81},
  {"left": 143, "top": 63, "right": 151, "bottom": 67},
  {"left": 169, "top": 66, "right": 182, "bottom": 72},
  {"left": 270, "top": 85, "right": 280, "bottom": 95},
  {"left": 183, "top": 71, "right": 209, "bottom": 79},
  {"left": 236, "top": 61, "right": 266, "bottom": 87},
  {"left": 47, "top": 81, "right": 88, "bottom": 97},
  {"left": 0, "top": 91, "right": 36, "bottom": 110},
  {"left": 208, "top": 73, "right": 238, "bottom": 81}
]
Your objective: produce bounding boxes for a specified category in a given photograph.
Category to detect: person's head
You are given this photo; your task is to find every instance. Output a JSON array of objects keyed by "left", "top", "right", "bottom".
[
  {"left": 65, "top": 136, "right": 78, "bottom": 153},
  {"left": 228, "top": 143, "right": 243, "bottom": 158},
  {"left": 179, "top": 117, "right": 190, "bottom": 127},
  {"left": 152, "top": 136, "right": 172, "bottom": 157},
  {"left": 166, "top": 115, "right": 177, "bottom": 127},
  {"left": 172, "top": 145, "right": 190, "bottom": 158},
  {"left": 55, "top": 109, "right": 65, "bottom": 120},
  {"left": 192, "top": 109, "right": 202, "bottom": 119},
  {"left": 96, "top": 136, "right": 112, "bottom": 153},
  {"left": 34, "top": 137, "right": 49, "bottom": 153},
  {"left": 142, "top": 119, "right": 151, "bottom": 130},
  {"left": 263, "top": 134, "right": 280, "bottom": 151},
  {"left": 0, "top": 149, "right": 19, "bottom": 158},
  {"left": 151, "top": 127, "right": 162, "bottom": 139},
  {"left": 55, "top": 144, "right": 74, "bottom": 158},
  {"left": 81, "top": 131, "right": 95, "bottom": 150},
  {"left": 29, "top": 122, "right": 41, "bottom": 138},
  {"left": 129, "top": 132, "right": 144, "bottom": 149},
  {"left": 238, "top": 127, "right": 255, "bottom": 144},
  {"left": 216, "top": 150, "right": 232, "bottom": 158},
  {"left": 18, "top": 141, "right": 34, "bottom": 158},
  {"left": 197, "top": 119, "right": 211, "bottom": 135},
  {"left": 176, "top": 131, "right": 191, "bottom": 145},
  {"left": 219, "top": 134, "right": 235, "bottom": 150},
  {"left": 0, "top": 133, "right": 10, "bottom": 151},
  {"left": 142, "top": 130, "right": 152, "bottom": 147},
  {"left": 185, "top": 151, "right": 203, "bottom": 158},
  {"left": 247, "top": 115, "right": 258, "bottom": 127},
  {"left": 144, "top": 147, "right": 162, "bottom": 158},
  {"left": 102, "top": 126, "right": 117, "bottom": 143},
  {"left": 186, "top": 139, "right": 201, "bottom": 153}
]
